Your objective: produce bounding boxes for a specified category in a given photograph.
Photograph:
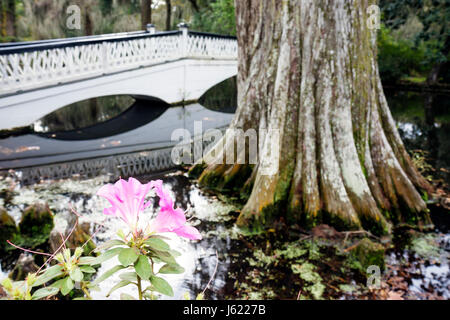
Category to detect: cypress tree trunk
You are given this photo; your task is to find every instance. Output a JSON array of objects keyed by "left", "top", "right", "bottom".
[{"left": 192, "top": 0, "right": 433, "bottom": 235}]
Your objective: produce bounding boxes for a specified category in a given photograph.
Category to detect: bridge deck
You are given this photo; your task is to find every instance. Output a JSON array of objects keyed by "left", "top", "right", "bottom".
[{"left": 0, "top": 29, "right": 237, "bottom": 96}]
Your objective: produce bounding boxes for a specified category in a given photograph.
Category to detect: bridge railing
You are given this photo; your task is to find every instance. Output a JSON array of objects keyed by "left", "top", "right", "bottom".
[{"left": 0, "top": 27, "right": 237, "bottom": 96}]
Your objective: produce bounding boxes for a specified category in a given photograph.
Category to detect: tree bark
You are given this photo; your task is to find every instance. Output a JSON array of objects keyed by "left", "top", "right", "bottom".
[
  {"left": 192, "top": 0, "right": 433, "bottom": 235},
  {"left": 141, "top": 0, "right": 152, "bottom": 30},
  {"left": 85, "top": 6, "right": 93, "bottom": 36},
  {"left": 166, "top": 0, "right": 172, "bottom": 31},
  {"left": 188, "top": 0, "right": 199, "bottom": 12},
  {"left": 4, "top": 0, "right": 15, "bottom": 37},
  {"left": 0, "top": 0, "right": 5, "bottom": 38}
]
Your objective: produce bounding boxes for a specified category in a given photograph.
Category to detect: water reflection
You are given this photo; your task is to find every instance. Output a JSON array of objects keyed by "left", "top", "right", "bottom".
[
  {"left": 34, "top": 95, "right": 135, "bottom": 133},
  {"left": 0, "top": 77, "right": 238, "bottom": 171},
  {"left": 386, "top": 90, "right": 450, "bottom": 182},
  {"left": 37, "top": 99, "right": 170, "bottom": 141}
]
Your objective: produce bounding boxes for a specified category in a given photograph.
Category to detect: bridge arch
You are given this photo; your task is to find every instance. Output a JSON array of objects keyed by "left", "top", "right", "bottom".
[{"left": 0, "top": 30, "right": 237, "bottom": 130}]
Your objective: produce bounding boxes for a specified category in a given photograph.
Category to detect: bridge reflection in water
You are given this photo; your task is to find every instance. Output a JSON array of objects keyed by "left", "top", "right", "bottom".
[{"left": 0, "top": 76, "right": 237, "bottom": 184}]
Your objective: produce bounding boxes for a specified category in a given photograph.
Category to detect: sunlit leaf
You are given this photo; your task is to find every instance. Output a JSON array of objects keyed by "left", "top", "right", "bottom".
[
  {"left": 33, "top": 265, "right": 64, "bottom": 287},
  {"left": 31, "top": 287, "right": 59, "bottom": 300},
  {"left": 84, "top": 247, "right": 124, "bottom": 266},
  {"left": 69, "top": 267, "right": 84, "bottom": 282},
  {"left": 78, "top": 256, "right": 96, "bottom": 265},
  {"left": 61, "top": 277, "right": 74, "bottom": 296},
  {"left": 119, "top": 272, "right": 138, "bottom": 282},
  {"left": 149, "top": 276, "right": 174, "bottom": 297},
  {"left": 79, "top": 266, "right": 96, "bottom": 274},
  {"left": 170, "top": 250, "right": 182, "bottom": 257}
]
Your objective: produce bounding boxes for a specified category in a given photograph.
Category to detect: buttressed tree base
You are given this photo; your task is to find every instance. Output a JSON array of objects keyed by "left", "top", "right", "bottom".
[{"left": 192, "top": 0, "right": 433, "bottom": 235}]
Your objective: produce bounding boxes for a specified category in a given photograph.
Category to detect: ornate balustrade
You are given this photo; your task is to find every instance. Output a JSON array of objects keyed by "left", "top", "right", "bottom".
[{"left": 0, "top": 28, "right": 237, "bottom": 96}]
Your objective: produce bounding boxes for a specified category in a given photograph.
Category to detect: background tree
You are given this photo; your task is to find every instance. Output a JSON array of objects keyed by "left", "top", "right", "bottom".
[
  {"left": 192, "top": 0, "right": 433, "bottom": 235},
  {"left": 379, "top": 0, "right": 450, "bottom": 84},
  {"left": 165, "top": 0, "right": 171, "bottom": 31},
  {"left": 141, "top": 0, "right": 152, "bottom": 30},
  {"left": 0, "top": 0, "right": 16, "bottom": 39},
  {"left": 190, "top": 0, "right": 236, "bottom": 35}
]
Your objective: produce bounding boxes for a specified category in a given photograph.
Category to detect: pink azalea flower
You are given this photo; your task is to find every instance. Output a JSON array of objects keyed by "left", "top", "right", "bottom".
[
  {"left": 97, "top": 177, "right": 153, "bottom": 236},
  {"left": 149, "top": 180, "right": 202, "bottom": 240},
  {"left": 97, "top": 178, "right": 201, "bottom": 241}
]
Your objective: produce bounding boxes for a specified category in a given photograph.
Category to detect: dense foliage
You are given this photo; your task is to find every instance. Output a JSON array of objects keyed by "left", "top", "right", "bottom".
[{"left": 379, "top": 0, "right": 450, "bottom": 83}]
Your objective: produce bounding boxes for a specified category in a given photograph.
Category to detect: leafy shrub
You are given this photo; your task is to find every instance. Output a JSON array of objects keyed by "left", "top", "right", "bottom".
[{"left": 377, "top": 25, "right": 428, "bottom": 84}]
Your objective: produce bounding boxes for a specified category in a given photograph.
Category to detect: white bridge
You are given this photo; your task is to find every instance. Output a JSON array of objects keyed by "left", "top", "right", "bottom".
[{"left": 0, "top": 25, "right": 238, "bottom": 130}]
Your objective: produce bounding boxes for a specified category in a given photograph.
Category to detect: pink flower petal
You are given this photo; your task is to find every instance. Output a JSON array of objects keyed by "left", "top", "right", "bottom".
[
  {"left": 97, "top": 177, "right": 153, "bottom": 234},
  {"left": 152, "top": 207, "right": 186, "bottom": 233},
  {"left": 173, "top": 225, "right": 202, "bottom": 240}
]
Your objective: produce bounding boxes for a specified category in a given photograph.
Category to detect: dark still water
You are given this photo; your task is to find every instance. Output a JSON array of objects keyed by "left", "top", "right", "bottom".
[{"left": 385, "top": 89, "right": 450, "bottom": 184}]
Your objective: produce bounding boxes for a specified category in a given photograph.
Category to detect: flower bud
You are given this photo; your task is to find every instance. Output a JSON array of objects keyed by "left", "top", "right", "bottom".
[
  {"left": 26, "top": 273, "right": 37, "bottom": 287},
  {"left": 74, "top": 247, "right": 83, "bottom": 259},
  {"left": 55, "top": 252, "right": 64, "bottom": 263},
  {"left": 63, "top": 248, "right": 71, "bottom": 262}
]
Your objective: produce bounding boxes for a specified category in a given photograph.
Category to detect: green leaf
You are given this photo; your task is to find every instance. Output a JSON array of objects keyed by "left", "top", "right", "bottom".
[
  {"left": 143, "top": 291, "right": 157, "bottom": 300},
  {"left": 78, "top": 256, "right": 96, "bottom": 265},
  {"left": 170, "top": 250, "right": 182, "bottom": 257},
  {"left": 88, "top": 247, "right": 125, "bottom": 265},
  {"left": 50, "top": 278, "right": 65, "bottom": 289},
  {"left": 120, "top": 293, "right": 136, "bottom": 300},
  {"left": 91, "top": 265, "right": 126, "bottom": 286},
  {"left": 158, "top": 263, "right": 185, "bottom": 275},
  {"left": 118, "top": 247, "right": 140, "bottom": 267},
  {"left": 119, "top": 272, "right": 138, "bottom": 282},
  {"left": 33, "top": 265, "right": 64, "bottom": 287},
  {"left": 79, "top": 266, "right": 96, "bottom": 274},
  {"left": 144, "top": 238, "right": 170, "bottom": 251},
  {"left": 69, "top": 268, "right": 84, "bottom": 282},
  {"left": 94, "top": 239, "right": 126, "bottom": 253},
  {"left": 151, "top": 250, "right": 177, "bottom": 265},
  {"left": 31, "top": 287, "right": 59, "bottom": 300},
  {"left": 134, "top": 255, "right": 152, "bottom": 280},
  {"left": 149, "top": 276, "right": 174, "bottom": 297},
  {"left": 61, "top": 277, "right": 74, "bottom": 296},
  {"left": 106, "top": 280, "right": 132, "bottom": 297}
]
